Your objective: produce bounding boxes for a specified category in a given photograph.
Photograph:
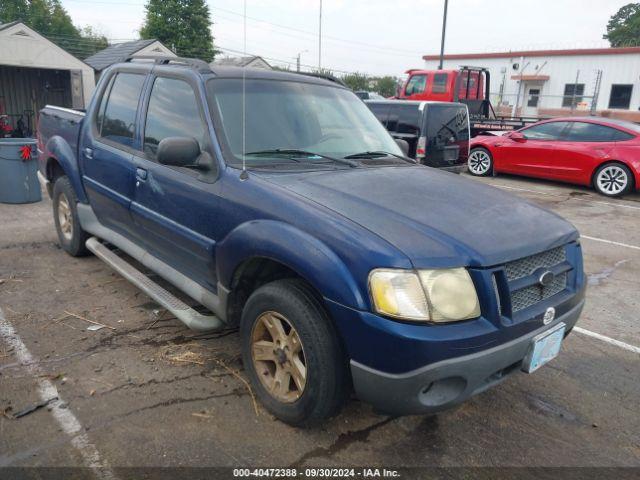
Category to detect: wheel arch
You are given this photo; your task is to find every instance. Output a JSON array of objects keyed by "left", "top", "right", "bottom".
[
  {"left": 591, "top": 159, "right": 637, "bottom": 191},
  {"left": 217, "top": 220, "right": 366, "bottom": 324},
  {"left": 43, "top": 136, "right": 88, "bottom": 203}
]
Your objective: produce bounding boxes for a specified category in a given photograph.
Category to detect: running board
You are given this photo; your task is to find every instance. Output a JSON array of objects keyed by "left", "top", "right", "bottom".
[{"left": 86, "top": 237, "right": 224, "bottom": 332}]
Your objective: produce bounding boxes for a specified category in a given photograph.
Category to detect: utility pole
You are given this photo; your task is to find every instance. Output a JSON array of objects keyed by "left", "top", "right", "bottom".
[
  {"left": 438, "top": 0, "right": 449, "bottom": 70},
  {"left": 318, "top": 0, "right": 323, "bottom": 69},
  {"left": 296, "top": 50, "right": 308, "bottom": 72}
]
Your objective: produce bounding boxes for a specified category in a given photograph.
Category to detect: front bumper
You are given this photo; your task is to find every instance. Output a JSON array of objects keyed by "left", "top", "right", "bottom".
[{"left": 350, "top": 299, "right": 584, "bottom": 416}]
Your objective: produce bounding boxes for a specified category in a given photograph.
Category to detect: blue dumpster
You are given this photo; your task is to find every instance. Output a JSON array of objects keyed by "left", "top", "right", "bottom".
[{"left": 0, "top": 138, "right": 42, "bottom": 204}]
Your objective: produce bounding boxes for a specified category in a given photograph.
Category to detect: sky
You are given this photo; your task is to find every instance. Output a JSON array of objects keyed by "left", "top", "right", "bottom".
[{"left": 62, "top": 0, "right": 630, "bottom": 77}]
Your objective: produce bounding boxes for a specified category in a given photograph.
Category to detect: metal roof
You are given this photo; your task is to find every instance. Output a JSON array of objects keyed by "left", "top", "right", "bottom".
[{"left": 84, "top": 39, "right": 159, "bottom": 71}]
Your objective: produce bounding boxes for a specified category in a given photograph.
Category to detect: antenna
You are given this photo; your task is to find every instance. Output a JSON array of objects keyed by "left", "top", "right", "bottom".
[{"left": 240, "top": 0, "right": 248, "bottom": 180}]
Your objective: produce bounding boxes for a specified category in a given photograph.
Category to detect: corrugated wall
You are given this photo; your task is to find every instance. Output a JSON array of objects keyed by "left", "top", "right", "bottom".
[{"left": 0, "top": 66, "right": 71, "bottom": 132}]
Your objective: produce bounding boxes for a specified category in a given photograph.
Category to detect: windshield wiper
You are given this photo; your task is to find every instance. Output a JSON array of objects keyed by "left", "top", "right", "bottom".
[
  {"left": 245, "top": 149, "right": 358, "bottom": 167},
  {"left": 343, "top": 151, "right": 416, "bottom": 164}
]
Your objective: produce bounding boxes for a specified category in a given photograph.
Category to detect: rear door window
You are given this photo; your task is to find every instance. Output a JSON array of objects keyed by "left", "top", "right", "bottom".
[
  {"left": 143, "top": 77, "right": 208, "bottom": 159},
  {"left": 522, "top": 122, "right": 570, "bottom": 140},
  {"left": 564, "top": 122, "right": 634, "bottom": 142},
  {"left": 432, "top": 73, "right": 448, "bottom": 93},
  {"left": 97, "top": 73, "right": 146, "bottom": 148}
]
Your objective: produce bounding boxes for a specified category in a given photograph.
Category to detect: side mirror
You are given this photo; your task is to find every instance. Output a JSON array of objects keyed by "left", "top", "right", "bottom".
[
  {"left": 510, "top": 131, "right": 527, "bottom": 143},
  {"left": 395, "top": 138, "right": 410, "bottom": 156},
  {"left": 157, "top": 136, "right": 201, "bottom": 167}
]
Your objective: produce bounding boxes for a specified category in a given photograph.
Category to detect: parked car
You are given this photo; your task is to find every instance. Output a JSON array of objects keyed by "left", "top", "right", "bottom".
[
  {"left": 396, "top": 67, "right": 542, "bottom": 136},
  {"left": 469, "top": 117, "right": 640, "bottom": 197},
  {"left": 355, "top": 90, "right": 384, "bottom": 100},
  {"left": 366, "top": 99, "right": 469, "bottom": 173},
  {"left": 37, "top": 56, "right": 586, "bottom": 427}
]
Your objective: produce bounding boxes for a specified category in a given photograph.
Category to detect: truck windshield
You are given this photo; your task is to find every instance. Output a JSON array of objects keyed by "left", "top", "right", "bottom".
[{"left": 206, "top": 78, "right": 402, "bottom": 168}]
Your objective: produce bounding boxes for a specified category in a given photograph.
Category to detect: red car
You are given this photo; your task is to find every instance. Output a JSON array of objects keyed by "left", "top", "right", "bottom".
[{"left": 468, "top": 117, "right": 640, "bottom": 197}]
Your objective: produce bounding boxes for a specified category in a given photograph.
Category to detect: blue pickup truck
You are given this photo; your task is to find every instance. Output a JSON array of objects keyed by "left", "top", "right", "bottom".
[{"left": 38, "top": 56, "right": 586, "bottom": 426}]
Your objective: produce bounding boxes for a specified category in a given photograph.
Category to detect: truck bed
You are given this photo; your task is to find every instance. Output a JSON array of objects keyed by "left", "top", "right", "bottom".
[{"left": 38, "top": 105, "right": 85, "bottom": 156}]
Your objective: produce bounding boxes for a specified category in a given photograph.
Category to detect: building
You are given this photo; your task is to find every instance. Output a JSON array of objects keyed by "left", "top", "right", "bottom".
[
  {"left": 212, "top": 55, "right": 272, "bottom": 70},
  {"left": 0, "top": 21, "right": 95, "bottom": 135},
  {"left": 85, "top": 39, "right": 175, "bottom": 81},
  {"left": 423, "top": 47, "right": 640, "bottom": 121}
]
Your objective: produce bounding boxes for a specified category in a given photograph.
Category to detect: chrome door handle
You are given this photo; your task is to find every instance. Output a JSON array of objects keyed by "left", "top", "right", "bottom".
[{"left": 84, "top": 147, "right": 93, "bottom": 159}]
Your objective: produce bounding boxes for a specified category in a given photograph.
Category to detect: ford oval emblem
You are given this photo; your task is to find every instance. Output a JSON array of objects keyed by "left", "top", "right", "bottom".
[
  {"left": 539, "top": 270, "right": 555, "bottom": 288},
  {"left": 543, "top": 307, "right": 556, "bottom": 325}
]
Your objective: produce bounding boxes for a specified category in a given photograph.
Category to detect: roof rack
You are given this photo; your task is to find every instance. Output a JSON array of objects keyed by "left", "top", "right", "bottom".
[
  {"left": 120, "top": 55, "right": 212, "bottom": 74},
  {"left": 296, "top": 71, "right": 346, "bottom": 87}
]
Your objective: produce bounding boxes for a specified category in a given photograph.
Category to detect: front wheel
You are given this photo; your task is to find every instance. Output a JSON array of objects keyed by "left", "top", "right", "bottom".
[
  {"left": 240, "top": 279, "right": 349, "bottom": 427},
  {"left": 594, "top": 163, "right": 634, "bottom": 197},
  {"left": 468, "top": 148, "right": 494, "bottom": 176},
  {"left": 52, "top": 176, "right": 90, "bottom": 256}
]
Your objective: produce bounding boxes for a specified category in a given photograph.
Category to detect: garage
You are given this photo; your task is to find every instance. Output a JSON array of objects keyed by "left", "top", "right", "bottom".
[{"left": 0, "top": 21, "right": 94, "bottom": 138}]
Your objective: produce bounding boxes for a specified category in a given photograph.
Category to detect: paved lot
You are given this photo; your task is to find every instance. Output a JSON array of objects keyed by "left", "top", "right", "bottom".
[{"left": 1, "top": 173, "right": 639, "bottom": 473}]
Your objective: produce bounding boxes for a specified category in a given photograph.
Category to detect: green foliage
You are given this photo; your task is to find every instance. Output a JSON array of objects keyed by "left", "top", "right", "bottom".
[
  {"left": 341, "top": 72, "right": 369, "bottom": 91},
  {"left": 373, "top": 76, "right": 398, "bottom": 98},
  {"left": 0, "top": 0, "right": 108, "bottom": 59},
  {"left": 140, "top": 0, "right": 217, "bottom": 62},
  {"left": 604, "top": 3, "right": 640, "bottom": 47}
]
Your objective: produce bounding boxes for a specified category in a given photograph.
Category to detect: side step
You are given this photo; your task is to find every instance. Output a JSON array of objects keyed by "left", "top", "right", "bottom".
[{"left": 86, "top": 237, "right": 224, "bottom": 332}]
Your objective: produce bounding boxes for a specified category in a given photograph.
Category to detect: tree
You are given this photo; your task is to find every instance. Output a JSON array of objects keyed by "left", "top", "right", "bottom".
[
  {"left": 140, "top": 0, "right": 217, "bottom": 62},
  {"left": 341, "top": 72, "right": 369, "bottom": 91},
  {"left": 0, "top": 0, "right": 107, "bottom": 59},
  {"left": 374, "top": 76, "right": 398, "bottom": 98},
  {"left": 604, "top": 3, "right": 640, "bottom": 47}
]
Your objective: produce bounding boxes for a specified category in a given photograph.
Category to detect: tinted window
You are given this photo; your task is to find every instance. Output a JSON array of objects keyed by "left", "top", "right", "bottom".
[
  {"left": 426, "top": 105, "right": 469, "bottom": 143},
  {"left": 405, "top": 75, "right": 427, "bottom": 95},
  {"left": 522, "top": 121, "right": 570, "bottom": 140},
  {"left": 562, "top": 84, "right": 585, "bottom": 108},
  {"left": 432, "top": 73, "right": 448, "bottom": 93},
  {"left": 95, "top": 75, "right": 115, "bottom": 134},
  {"left": 388, "top": 105, "right": 421, "bottom": 136},
  {"left": 565, "top": 122, "right": 634, "bottom": 142},
  {"left": 99, "top": 73, "right": 145, "bottom": 147},
  {"left": 144, "top": 77, "right": 207, "bottom": 159},
  {"left": 609, "top": 84, "right": 633, "bottom": 109}
]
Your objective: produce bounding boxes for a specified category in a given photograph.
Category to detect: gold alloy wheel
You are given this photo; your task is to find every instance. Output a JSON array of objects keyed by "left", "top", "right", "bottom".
[
  {"left": 251, "top": 311, "right": 307, "bottom": 403},
  {"left": 57, "top": 193, "right": 73, "bottom": 241}
]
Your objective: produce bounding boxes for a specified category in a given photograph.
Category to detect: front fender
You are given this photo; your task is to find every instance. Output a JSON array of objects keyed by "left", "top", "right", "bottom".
[
  {"left": 44, "top": 136, "right": 88, "bottom": 203},
  {"left": 216, "top": 220, "right": 366, "bottom": 309}
]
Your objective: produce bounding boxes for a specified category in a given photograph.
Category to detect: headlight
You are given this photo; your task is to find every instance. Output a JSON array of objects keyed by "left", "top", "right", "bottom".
[{"left": 369, "top": 268, "right": 480, "bottom": 323}]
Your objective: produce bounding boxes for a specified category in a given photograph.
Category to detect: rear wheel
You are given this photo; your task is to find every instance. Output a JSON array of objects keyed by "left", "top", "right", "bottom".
[
  {"left": 53, "top": 176, "right": 90, "bottom": 256},
  {"left": 594, "top": 163, "right": 633, "bottom": 197},
  {"left": 240, "top": 279, "right": 349, "bottom": 427},
  {"left": 468, "top": 148, "right": 493, "bottom": 176}
]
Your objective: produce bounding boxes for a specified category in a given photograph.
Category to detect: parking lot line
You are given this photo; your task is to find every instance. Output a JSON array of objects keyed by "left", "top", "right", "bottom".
[
  {"left": 574, "top": 327, "right": 640, "bottom": 355},
  {"left": 494, "top": 184, "right": 640, "bottom": 211},
  {"left": 581, "top": 235, "right": 640, "bottom": 251},
  {"left": 0, "top": 307, "right": 117, "bottom": 478}
]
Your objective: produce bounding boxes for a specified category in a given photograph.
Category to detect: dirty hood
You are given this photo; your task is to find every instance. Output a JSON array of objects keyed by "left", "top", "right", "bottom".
[{"left": 259, "top": 166, "right": 578, "bottom": 267}]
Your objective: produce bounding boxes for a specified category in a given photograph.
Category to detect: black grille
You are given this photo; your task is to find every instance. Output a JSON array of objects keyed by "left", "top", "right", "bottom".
[
  {"left": 505, "top": 246, "right": 566, "bottom": 281},
  {"left": 505, "top": 246, "right": 568, "bottom": 313},
  {"left": 511, "top": 273, "right": 567, "bottom": 313}
]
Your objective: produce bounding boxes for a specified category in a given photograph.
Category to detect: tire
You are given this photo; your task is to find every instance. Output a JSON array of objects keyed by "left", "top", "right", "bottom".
[
  {"left": 52, "top": 176, "right": 90, "bottom": 256},
  {"left": 240, "top": 279, "right": 349, "bottom": 427},
  {"left": 468, "top": 147, "right": 494, "bottom": 176},
  {"left": 593, "top": 163, "right": 634, "bottom": 197}
]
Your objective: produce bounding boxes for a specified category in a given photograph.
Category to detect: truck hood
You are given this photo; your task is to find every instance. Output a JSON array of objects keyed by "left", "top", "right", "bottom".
[{"left": 258, "top": 166, "right": 579, "bottom": 268}]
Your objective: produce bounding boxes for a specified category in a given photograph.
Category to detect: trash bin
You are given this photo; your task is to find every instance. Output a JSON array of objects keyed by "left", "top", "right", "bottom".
[{"left": 0, "top": 138, "right": 42, "bottom": 204}]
